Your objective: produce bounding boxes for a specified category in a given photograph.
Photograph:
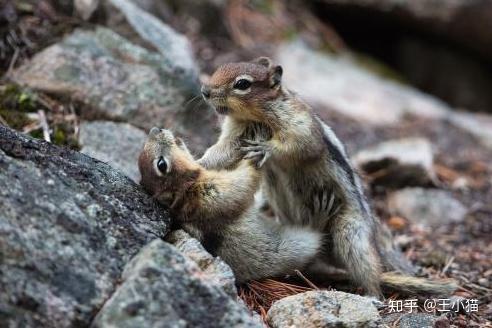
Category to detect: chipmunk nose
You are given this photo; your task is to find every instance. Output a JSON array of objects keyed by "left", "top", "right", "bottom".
[{"left": 201, "top": 85, "right": 211, "bottom": 99}]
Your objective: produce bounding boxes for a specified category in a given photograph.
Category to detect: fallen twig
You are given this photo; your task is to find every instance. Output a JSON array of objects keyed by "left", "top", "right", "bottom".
[
  {"left": 294, "top": 270, "right": 319, "bottom": 290},
  {"left": 7, "top": 48, "right": 20, "bottom": 75},
  {"left": 38, "top": 109, "right": 51, "bottom": 142},
  {"left": 441, "top": 256, "right": 455, "bottom": 275},
  {"left": 0, "top": 114, "right": 9, "bottom": 127}
]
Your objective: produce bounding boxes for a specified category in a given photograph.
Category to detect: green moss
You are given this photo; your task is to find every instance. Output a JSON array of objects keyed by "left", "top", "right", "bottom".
[
  {"left": 251, "top": 0, "right": 275, "bottom": 14},
  {"left": 52, "top": 125, "right": 80, "bottom": 150},
  {"left": 0, "top": 84, "right": 37, "bottom": 112},
  {"left": 29, "top": 130, "right": 43, "bottom": 140},
  {"left": 0, "top": 83, "right": 80, "bottom": 149},
  {"left": 52, "top": 128, "right": 66, "bottom": 145},
  {"left": 0, "top": 109, "right": 32, "bottom": 130}
]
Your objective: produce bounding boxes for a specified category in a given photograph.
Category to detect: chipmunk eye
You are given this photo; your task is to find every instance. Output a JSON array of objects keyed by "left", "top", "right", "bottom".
[
  {"left": 156, "top": 156, "right": 168, "bottom": 174},
  {"left": 233, "top": 79, "right": 252, "bottom": 90}
]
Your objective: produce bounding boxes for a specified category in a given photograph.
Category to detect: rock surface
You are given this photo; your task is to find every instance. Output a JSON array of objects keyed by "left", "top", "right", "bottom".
[
  {"left": 108, "top": 0, "right": 198, "bottom": 83},
  {"left": 276, "top": 41, "right": 449, "bottom": 125},
  {"left": 388, "top": 188, "right": 468, "bottom": 228},
  {"left": 91, "top": 238, "right": 261, "bottom": 328},
  {"left": 449, "top": 111, "right": 492, "bottom": 150},
  {"left": 167, "top": 230, "right": 237, "bottom": 298},
  {"left": 0, "top": 125, "right": 169, "bottom": 327},
  {"left": 79, "top": 120, "right": 147, "bottom": 182},
  {"left": 12, "top": 27, "right": 216, "bottom": 154},
  {"left": 353, "top": 138, "right": 435, "bottom": 188},
  {"left": 398, "top": 313, "right": 448, "bottom": 328},
  {"left": 267, "top": 290, "right": 381, "bottom": 328}
]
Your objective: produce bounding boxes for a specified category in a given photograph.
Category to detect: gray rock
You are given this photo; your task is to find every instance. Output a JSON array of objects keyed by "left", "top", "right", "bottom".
[
  {"left": 75, "top": 0, "right": 100, "bottom": 20},
  {"left": 166, "top": 230, "right": 237, "bottom": 298},
  {"left": 12, "top": 27, "right": 216, "bottom": 154},
  {"left": 399, "top": 313, "right": 447, "bottom": 328},
  {"left": 91, "top": 239, "right": 262, "bottom": 328},
  {"left": 353, "top": 138, "right": 435, "bottom": 188},
  {"left": 275, "top": 41, "right": 450, "bottom": 125},
  {"left": 0, "top": 125, "right": 169, "bottom": 327},
  {"left": 79, "top": 120, "right": 147, "bottom": 182},
  {"left": 449, "top": 111, "right": 492, "bottom": 150},
  {"left": 388, "top": 188, "right": 468, "bottom": 228},
  {"left": 267, "top": 290, "right": 381, "bottom": 328},
  {"left": 108, "top": 0, "right": 198, "bottom": 84}
]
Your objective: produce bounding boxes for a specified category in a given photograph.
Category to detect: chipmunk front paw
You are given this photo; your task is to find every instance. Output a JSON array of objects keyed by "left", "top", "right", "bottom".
[{"left": 241, "top": 139, "right": 272, "bottom": 168}]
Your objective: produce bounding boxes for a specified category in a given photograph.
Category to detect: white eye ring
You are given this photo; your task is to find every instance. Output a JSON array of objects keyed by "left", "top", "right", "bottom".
[
  {"left": 153, "top": 156, "right": 171, "bottom": 176},
  {"left": 232, "top": 74, "right": 253, "bottom": 95}
]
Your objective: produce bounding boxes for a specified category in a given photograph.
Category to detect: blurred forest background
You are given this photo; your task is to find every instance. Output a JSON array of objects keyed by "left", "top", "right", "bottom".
[{"left": 0, "top": 0, "right": 491, "bottom": 327}]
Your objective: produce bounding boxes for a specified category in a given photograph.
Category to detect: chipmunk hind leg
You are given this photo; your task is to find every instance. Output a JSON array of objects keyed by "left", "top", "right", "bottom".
[
  {"left": 330, "top": 214, "right": 383, "bottom": 297},
  {"left": 376, "top": 224, "right": 416, "bottom": 275}
]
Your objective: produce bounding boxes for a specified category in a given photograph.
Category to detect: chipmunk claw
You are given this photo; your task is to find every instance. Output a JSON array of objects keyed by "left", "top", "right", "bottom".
[{"left": 241, "top": 139, "right": 272, "bottom": 168}]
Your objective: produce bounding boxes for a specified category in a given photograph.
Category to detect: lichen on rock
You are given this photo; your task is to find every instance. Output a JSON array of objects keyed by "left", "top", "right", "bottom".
[{"left": 0, "top": 125, "right": 169, "bottom": 327}]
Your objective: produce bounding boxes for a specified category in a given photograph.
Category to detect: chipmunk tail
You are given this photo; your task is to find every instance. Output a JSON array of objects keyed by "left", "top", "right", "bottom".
[{"left": 381, "top": 272, "right": 458, "bottom": 296}]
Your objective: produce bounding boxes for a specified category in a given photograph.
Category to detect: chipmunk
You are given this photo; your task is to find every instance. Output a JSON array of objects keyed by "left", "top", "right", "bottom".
[
  {"left": 199, "top": 57, "right": 457, "bottom": 296},
  {"left": 138, "top": 127, "right": 322, "bottom": 283}
]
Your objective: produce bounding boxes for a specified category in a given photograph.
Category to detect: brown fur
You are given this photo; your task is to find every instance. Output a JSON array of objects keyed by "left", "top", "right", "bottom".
[
  {"left": 138, "top": 128, "right": 323, "bottom": 282},
  {"left": 138, "top": 131, "right": 256, "bottom": 230},
  {"left": 203, "top": 58, "right": 283, "bottom": 123},
  {"left": 199, "top": 57, "right": 458, "bottom": 297}
]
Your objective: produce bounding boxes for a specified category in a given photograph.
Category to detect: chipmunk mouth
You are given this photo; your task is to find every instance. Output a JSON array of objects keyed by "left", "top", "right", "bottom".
[{"left": 215, "top": 106, "right": 229, "bottom": 115}]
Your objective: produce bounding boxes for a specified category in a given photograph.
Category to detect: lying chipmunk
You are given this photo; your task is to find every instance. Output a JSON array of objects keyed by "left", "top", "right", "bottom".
[{"left": 138, "top": 127, "right": 322, "bottom": 283}]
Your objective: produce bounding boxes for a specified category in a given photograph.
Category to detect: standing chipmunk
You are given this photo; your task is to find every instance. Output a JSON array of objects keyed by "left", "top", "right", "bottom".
[
  {"left": 199, "top": 57, "right": 457, "bottom": 296},
  {"left": 138, "top": 127, "right": 322, "bottom": 283}
]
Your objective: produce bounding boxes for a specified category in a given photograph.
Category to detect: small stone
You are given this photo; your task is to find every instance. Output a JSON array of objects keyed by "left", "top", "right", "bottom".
[
  {"left": 166, "top": 229, "right": 237, "bottom": 297},
  {"left": 267, "top": 290, "right": 381, "bottom": 328},
  {"left": 399, "top": 313, "right": 444, "bottom": 328},
  {"left": 388, "top": 216, "right": 407, "bottom": 230},
  {"left": 353, "top": 138, "right": 435, "bottom": 189},
  {"left": 434, "top": 316, "right": 451, "bottom": 328},
  {"left": 79, "top": 121, "right": 146, "bottom": 182},
  {"left": 75, "top": 0, "right": 100, "bottom": 20},
  {"left": 478, "top": 278, "right": 490, "bottom": 288},
  {"left": 388, "top": 188, "right": 467, "bottom": 228}
]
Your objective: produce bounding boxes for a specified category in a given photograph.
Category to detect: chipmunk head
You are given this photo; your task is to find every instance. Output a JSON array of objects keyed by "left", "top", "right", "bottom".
[
  {"left": 138, "top": 127, "right": 200, "bottom": 206},
  {"left": 201, "top": 57, "right": 283, "bottom": 121}
]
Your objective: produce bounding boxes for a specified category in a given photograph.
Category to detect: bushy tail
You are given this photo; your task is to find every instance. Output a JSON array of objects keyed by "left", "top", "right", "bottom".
[
  {"left": 277, "top": 227, "right": 323, "bottom": 266},
  {"left": 381, "top": 272, "right": 458, "bottom": 295},
  {"left": 224, "top": 217, "right": 323, "bottom": 283}
]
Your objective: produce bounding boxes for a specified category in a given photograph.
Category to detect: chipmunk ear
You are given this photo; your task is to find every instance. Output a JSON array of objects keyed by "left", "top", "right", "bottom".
[
  {"left": 253, "top": 56, "right": 273, "bottom": 68},
  {"left": 270, "top": 65, "right": 283, "bottom": 88}
]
